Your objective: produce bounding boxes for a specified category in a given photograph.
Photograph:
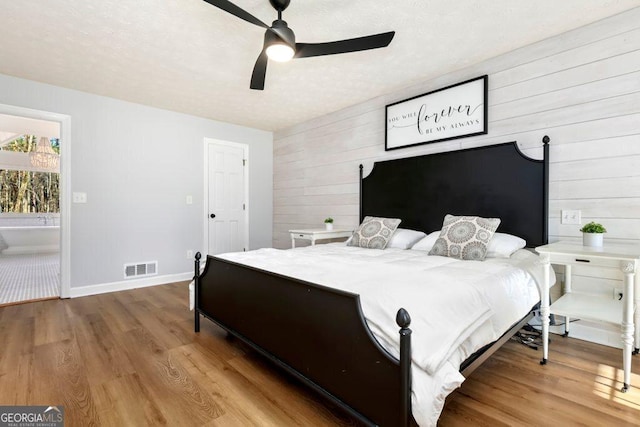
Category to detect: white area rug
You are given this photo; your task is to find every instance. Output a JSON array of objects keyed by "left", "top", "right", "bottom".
[{"left": 0, "top": 253, "right": 59, "bottom": 304}]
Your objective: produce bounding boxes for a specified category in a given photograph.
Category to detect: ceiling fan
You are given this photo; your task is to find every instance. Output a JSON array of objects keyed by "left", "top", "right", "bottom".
[{"left": 203, "top": 0, "right": 395, "bottom": 90}]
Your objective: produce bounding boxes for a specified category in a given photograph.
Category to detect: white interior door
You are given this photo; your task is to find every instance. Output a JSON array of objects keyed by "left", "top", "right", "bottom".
[{"left": 205, "top": 139, "right": 248, "bottom": 255}]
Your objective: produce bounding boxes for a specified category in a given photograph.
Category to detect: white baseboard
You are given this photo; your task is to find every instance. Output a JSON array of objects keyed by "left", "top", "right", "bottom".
[
  {"left": 2, "top": 245, "right": 59, "bottom": 255},
  {"left": 69, "top": 272, "right": 193, "bottom": 298}
]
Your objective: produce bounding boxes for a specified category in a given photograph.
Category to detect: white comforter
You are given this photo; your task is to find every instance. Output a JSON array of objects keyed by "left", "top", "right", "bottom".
[{"left": 213, "top": 244, "right": 549, "bottom": 426}]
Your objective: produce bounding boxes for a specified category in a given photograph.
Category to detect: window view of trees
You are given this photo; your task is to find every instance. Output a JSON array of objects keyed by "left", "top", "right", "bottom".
[{"left": 0, "top": 135, "right": 60, "bottom": 213}]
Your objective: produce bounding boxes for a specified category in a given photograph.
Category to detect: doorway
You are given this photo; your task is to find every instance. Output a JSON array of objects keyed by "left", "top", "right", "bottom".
[
  {"left": 0, "top": 104, "right": 71, "bottom": 304},
  {"left": 203, "top": 138, "right": 249, "bottom": 255}
]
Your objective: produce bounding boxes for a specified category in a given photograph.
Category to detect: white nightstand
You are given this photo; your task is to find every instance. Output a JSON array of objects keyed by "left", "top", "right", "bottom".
[
  {"left": 289, "top": 229, "right": 353, "bottom": 248},
  {"left": 535, "top": 241, "right": 640, "bottom": 392}
]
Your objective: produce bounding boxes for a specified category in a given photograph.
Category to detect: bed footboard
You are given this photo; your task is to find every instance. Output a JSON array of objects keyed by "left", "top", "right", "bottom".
[{"left": 194, "top": 253, "right": 414, "bottom": 426}]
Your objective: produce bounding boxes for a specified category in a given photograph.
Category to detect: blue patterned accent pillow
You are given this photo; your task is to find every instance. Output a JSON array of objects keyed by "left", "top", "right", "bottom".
[
  {"left": 348, "top": 216, "right": 401, "bottom": 249},
  {"left": 428, "top": 214, "right": 500, "bottom": 260}
]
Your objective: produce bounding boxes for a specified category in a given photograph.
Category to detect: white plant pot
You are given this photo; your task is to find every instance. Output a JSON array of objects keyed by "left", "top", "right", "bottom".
[
  {"left": 325, "top": 223, "right": 333, "bottom": 231},
  {"left": 583, "top": 232, "right": 603, "bottom": 247}
]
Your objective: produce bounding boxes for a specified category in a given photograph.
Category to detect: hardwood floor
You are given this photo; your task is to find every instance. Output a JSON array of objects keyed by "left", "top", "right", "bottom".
[{"left": 1, "top": 282, "right": 639, "bottom": 426}]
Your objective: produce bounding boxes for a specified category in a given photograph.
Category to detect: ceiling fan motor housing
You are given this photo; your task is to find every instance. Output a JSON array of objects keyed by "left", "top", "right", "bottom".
[{"left": 267, "top": 20, "right": 295, "bottom": 47}]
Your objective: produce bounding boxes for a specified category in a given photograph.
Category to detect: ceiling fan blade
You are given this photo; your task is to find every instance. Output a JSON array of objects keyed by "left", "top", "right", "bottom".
[
  {"left": 202, "top": 0, "right": 269, "bottom": 30},
  {"left": 294, "top": 31, "right": 395, "bottom": 58},
  {"left": 202, "top": 0, "right": 292, "bottom": 44},
  {"left": 250, "top": 50, "right": 268, "bottom": 90}
]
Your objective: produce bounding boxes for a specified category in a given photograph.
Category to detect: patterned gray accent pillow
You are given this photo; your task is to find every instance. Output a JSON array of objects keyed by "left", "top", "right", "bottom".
[
  {"left": 428, "top": 214, "right": 500, "bottom": 261},
  {"left": 348, "top": 216, "right": 402, "bottom": 249}
]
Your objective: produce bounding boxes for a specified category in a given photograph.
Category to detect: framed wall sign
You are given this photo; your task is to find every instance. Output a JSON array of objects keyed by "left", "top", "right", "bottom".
[{"left": 385, "top": 75, "right": 488, "bottom": 151}]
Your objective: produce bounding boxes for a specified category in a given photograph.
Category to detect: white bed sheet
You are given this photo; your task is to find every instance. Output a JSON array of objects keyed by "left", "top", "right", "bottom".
[{"left": 213, "top": 244, "right": 551, "bottom": 426}]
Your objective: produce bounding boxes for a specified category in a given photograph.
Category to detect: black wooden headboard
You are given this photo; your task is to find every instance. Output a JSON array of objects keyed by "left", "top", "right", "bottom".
[{"left": 360, "top": 138, "right": 549, "bottom": 247}]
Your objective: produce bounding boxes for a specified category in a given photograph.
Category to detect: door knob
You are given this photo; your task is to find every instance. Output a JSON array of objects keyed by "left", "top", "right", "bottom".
[{"left": 210, "top": 213, "right": 216, "bottom": 218}]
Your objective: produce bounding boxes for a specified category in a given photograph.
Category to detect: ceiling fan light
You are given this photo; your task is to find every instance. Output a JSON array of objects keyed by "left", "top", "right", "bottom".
[{"left": 266, "top": 43, "right": 294, "bottom": 62}]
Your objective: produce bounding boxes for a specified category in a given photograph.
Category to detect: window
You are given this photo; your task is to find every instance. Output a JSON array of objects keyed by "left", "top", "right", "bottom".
[{"left": 0, "top": 135, "right": 60, "bottom": 213}]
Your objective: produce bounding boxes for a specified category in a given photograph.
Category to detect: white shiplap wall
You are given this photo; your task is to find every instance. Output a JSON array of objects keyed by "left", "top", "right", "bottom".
[{"left": 274, "top": 9, "right": 640, "bottom": 346}]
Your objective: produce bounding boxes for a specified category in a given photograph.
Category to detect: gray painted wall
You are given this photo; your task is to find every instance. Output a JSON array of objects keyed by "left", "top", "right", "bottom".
[
  {"left": 0, "top": 73, "right": 273, "bottom": 288},
  {"left": 273, "top": 8, "right": 640, "bottom": 347}
]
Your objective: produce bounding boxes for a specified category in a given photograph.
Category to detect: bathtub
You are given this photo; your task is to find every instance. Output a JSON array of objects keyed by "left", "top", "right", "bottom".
[{"left": 0, "top": 226, "right": 60, "bottom": 255}]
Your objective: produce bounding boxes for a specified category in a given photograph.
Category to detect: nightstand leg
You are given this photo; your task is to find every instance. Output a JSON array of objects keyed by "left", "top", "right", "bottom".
[
  {"left": 564, "top": 265, "right": 571, "bottom": 337},
  {"left": 635, "top": 271, "right": 640, "bottom": 355},
  {"left": 621, "top": 267, "right": 635, "bottom": 391},
  {"left": 540, "top": 256, "right": 551, "bottom": 365}
]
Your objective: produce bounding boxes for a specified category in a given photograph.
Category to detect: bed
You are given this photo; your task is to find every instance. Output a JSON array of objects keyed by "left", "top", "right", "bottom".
[{"left": 193, "top": 138, "right": 550, "bottom": 426}]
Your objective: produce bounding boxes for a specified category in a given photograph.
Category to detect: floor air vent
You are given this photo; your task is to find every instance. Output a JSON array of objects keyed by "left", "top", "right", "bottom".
[{"left": 124, "top": 261, "right": 158, "bottom": 279}]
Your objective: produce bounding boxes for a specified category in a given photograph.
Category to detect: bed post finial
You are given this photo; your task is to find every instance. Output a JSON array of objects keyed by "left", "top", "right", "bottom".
[
  {"left": 397, "top": 308, "right": 412, "bottom": 426},
  {"left": 194, "top": 252, "right": 202, "bottom": 332},
  {"left": 542, "top": 135, "right": 550, "bottom": 145},
  {"left": 396, "top": 307, "right": 411, "bottom": 328}
]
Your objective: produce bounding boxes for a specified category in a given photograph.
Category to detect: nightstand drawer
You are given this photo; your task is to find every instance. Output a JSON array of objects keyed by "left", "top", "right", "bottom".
[
  {"left": 289, "top": 229, "right": 353, "bottom": 248},
  {"left": 547, "top": 253, "right": 625, "bottom": 269}
]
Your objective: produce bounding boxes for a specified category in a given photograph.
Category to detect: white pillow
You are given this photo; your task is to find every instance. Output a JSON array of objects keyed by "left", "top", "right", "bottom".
[
  {"left": 412, "top": 231, "right": 525, "bottom": 257},
  {"left": 410, "top": 231, "right": 441, "bottom": 252},
  {"left": 387, "top": 228, "right": 427, "bottom": 249},
  {"left": 486, "top": 232, "right": 527, "bottom": 258}
]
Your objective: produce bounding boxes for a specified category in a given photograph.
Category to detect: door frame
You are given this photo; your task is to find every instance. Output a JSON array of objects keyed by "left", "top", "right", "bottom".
[
  {"left": 0, "top": 103, "right": 72, "bottom": 298},
  {"left": 202, "top": 137, "right": 249, "bottom": 255}
]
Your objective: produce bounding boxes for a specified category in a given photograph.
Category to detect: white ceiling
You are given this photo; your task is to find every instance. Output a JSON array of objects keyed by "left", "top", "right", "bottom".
[{"left": 0, "top": 1, "right": 637, "bottom": 131}]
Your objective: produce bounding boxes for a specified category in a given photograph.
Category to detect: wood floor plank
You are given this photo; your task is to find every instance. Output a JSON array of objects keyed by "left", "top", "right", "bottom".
[
  {"left": 444, "top": 336, "right": 640, "bottom": 426},
  {"left": 1, "top": 282, "right": 640, "bottom": 426},
  {"left": 485, "top": 345, "right": 640, "bottom": 423},
  {"left": 33, "top": 338, "right": 100, "bottom": 426},
  {"left": 3, "top": 353, "right": 35, "bottom": 405},
  {"left": 95, "top": 292, "right": 142, "bottom": 334},
  {"left": 33, "top": 299, "right": 73, "bottom": 346},
  {"left": 142, "top": 281, "right": 190, "bottom": 310},
  {"left": 64, "top": 295, "right": 100, "bottom": 320},
  {"left": 0, "top": 300, "right": 34, "bottom": 322},
  {"left": 126, "top": 300, "right": 192, "bottom": 350},
  {"left": 0, "top": 314, "right": 35, "bottom": 406},
  {"left": 172, "top": 341, "right": 306, "bottom": 426},
  {"left": 171, "top": 317, "right": 247, "bottom": 362},
  {"left": 117, "top": 325, "right": 224, "bottom": 425},
  {"left": 168, "top": 344, "right": 263, "bottom": 426},
  {"left": 92, "top": 373, "right": 168, "bottom": 427},
  {"left": 229, "top": 352, "right": 356, "bottom": 425},
  {"left": 72, "top": 312, "right": 136, "bottom": 386},
  {"left": 0, "top": 313, "right": 34, "bottom": 366},
  {"left": 439, "top": 395, "right": 515, "bottom": 427},
  {"left": 464, "top": 364, "right": 622, "bottom": 426}
]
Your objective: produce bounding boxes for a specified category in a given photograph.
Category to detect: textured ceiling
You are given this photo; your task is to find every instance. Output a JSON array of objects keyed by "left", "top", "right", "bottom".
[{"left": 0, "top": 1, "right": 637, "bottom": 131}]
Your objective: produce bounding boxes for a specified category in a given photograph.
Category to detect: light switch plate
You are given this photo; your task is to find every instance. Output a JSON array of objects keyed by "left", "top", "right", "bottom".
[
  {"left": 72, "top": 192, "right": 87, "bottom": 203},
  {"left": 561, "top": 209, "right": 581, "bottom": 225},
  {"left": 186, "top": 195, "right": 193, "bottom": 205}
]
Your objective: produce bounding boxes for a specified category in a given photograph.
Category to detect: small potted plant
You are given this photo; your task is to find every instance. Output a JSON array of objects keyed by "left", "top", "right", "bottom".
[
  {"left": 324, "top": 217, "right": 334, "bottom": 231},
  {"left": 580, "top": 221, "right": 606, "bottom": 247}
]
